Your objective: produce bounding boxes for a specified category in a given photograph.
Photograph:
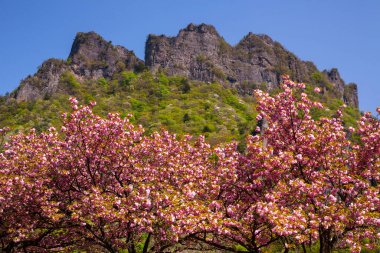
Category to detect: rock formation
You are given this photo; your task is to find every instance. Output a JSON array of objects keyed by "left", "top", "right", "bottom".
[
  {"left": 343, "top": 83, "right": 359, "bottom": 108},
  {"left": 145, "top": 23, "right": 358, "bottom": 107},
  {"left": 323, "top": 68, "right": 358, "bottom": 108},
  {"left": 12, "top": 32, "right": 143, "bottom": 101},
  {"left": 12, "top": 59, "right": 69, "bottom": 101},
  {"left": 145, "top": 23, "right": 318, "bottom": 89},
  {"left": 68, "top": 32, "right": 143, "bottom": 79},
  {"left": 10, "top": 23, "right": 359, "bottom": 108}
]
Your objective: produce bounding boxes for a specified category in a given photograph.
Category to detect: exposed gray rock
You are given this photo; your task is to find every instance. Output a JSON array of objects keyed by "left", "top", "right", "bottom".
[
  {"left": 10, "top": 25, "right": 359, "bottom": 109},
  {"left": 344, "top": 83, "right": 359, "bottom": 108},
  {"left": 68, "top": 32, "right": 143, "bottom": 79},
  {"left": 145, "top": 23, "right": 318, "bottom": 92},
  {"left": 323, "top": 68, "right": 358, "bottom": 108},
  {"left": 12, "top": 59, "right": 69, "bottom": 101},
  {"left": 145, "top": 24, "right": 225, "bottom": 81},
  {"left": 12, "top": 32, "right": 143, "bottom": 102},
  {"left": 145, "top": 23, "right": 359, "bottom": 108},
  {"left": 323, "top": 68, "right": 345, "bottom": 99}
]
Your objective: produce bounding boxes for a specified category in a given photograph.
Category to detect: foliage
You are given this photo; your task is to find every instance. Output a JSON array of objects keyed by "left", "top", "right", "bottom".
[
  {"left": 0, "top": 77, "right": 378, "bottom": 252},
  {"left": 0, "top": 72, "right": 257, "bottom": 145},
  {"left": 0, "top": 99, "right": 238, "bottom": 252},
  {"left": 0, "top": 70, "right": 360, "bottom": 145}
]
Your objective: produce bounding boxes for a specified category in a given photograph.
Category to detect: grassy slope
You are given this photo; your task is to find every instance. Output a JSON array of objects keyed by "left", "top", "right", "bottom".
[{"left": 0, "top": 70, "right": 360, "bottom": 147}]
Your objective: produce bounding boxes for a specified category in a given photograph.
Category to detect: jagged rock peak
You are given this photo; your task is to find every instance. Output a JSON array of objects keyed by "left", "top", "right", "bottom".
[
  {"left": 344, "top": 83, "right": 359, "bottom": 108},
  {"left": 12, "top": 32, "right": 144, "bottom": 102},
  {"left": 238, "top": 32, "right": 274, "bottom": 47},
  {"left": 322, "top": 68, "right": 358, "bottom": 108},
  {"left": 68, "top": 31, "right": 115, "bottom": 57},
  {"left": 69, "top": 31, "right": 115, "bottom": 62},
  {"left": 12, "top": 58, "right": 69, "bottom": 101},
  {"left": 182, "top": 23, "right": 220, "bottom": 35},
  {"left": 68, "top": 31, "right": 143, "bottom": 79},
  {"left": 323, "top": 68, "right": 342, "bottom": 83},
  {"left": 145, "top": 23, "right": 315, "bottom": 89},
  {"left": 145, "top": 23, "right": 225, "bottom": 78},
  {"left": 323, "top": 68, "right": 345, "bottom": 96}
]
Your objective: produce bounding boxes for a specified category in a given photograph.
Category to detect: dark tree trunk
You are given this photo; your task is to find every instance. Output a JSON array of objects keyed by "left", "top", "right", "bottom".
[
  {"left": 142, "top": 233, "right": 151, "bottom": 253},
  {"left": 302, "top": 243, "right": 307, "bottom": 253},
  {"left": 319, "top": 230, "right": 334, "bottom": 253},
  {"left": 128, "top": 243, "right": 136, "bottom": 253},
  {"left": 3, "top": 241, "right": 15, "bottom": 253}
]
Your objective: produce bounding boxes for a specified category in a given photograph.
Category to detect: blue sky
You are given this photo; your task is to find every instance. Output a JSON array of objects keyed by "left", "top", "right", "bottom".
[{"left": 0, "top": 0, "right": 379, "bottom": 113}]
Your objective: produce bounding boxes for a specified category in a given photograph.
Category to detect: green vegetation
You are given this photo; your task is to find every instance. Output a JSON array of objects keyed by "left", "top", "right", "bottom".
[
  {"left": 0, "top": 71, "right": 360, "bottom": 146},
  {"left": 0, "top": 71, "right": 257, "bottom": 145},
  {"left": 305, "top": 73, "right": 361, "bottom": 127}
]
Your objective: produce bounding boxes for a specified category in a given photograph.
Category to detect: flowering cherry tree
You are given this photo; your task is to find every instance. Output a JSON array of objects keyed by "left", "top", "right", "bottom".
[
  {"left": 246, "top": 77, "right": 380, "bottom": 253},
  {"left": 0, "top": 128, "right": 72, "bottom": 252},
  {"left": 40, "top": 98, "right": 238, "bottom": 252},
  {"left": 0, "top": 78, "right": 379, "bottom": 253},
  {"left": 190, "top": 77, "right": 379, "bottom": 253}
]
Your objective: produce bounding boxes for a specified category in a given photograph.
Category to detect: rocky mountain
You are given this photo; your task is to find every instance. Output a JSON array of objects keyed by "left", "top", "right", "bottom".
[
  {"left": 323, "top": 68, "right": 358, "bottom": 108},
  {"left": 11, "top": 32, "right": 143, "bottom": 101},
  {"left": 145, "top": 24, "right": 313, "bottom": 88},
  {"left": 10, "top": 23, "right": 358, "bottom": 108},
  {"left": 12, "top": 59, "right": 69, "bottom": 101},
  {"left": 68, "top": 32, "right": 143, "bottom": 79},
  {"left": 146, "top": 23, "right": 358, "bottom": 107}
]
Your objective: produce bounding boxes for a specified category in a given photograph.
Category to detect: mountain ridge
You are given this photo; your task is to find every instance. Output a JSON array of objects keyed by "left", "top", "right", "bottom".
[
  {"left": 145, "top": 23, "right": 358, "bottom": 107},
  {"left": 9, "top": 23, "right": 358, "bottom": 108}
]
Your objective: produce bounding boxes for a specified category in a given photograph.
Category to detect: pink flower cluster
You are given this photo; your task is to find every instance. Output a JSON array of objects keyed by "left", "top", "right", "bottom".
[{"left": 0, "top": 76, "right": 379, "bottom": 253}]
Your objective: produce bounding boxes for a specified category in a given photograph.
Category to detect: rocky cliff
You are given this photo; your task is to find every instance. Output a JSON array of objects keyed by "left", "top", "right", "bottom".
[
  {"left": 145, "top": 23, "right": 358, "bottom": 107},
  {"left": 10, "top": 24, "right": 359, "bottom": 108},
  {"left": 68, "top": 32, "right": 143, "bottom": 79},
  {"left": 323, "top": 68, "right": 358, "bottom": 108},
  {"left": 12, "top": 59, "right": 69, "bottom": 101},
  {"left": 145, "top": 24, "right": 317, "bottom": 88},
  {"left": 12, "top": 32, "right": 143, "bottom": 101}
]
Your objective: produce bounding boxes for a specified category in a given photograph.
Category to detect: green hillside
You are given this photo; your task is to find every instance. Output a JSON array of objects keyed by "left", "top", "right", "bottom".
[{"left": 0, "top": 70, "right": 360, "bottom": 147}]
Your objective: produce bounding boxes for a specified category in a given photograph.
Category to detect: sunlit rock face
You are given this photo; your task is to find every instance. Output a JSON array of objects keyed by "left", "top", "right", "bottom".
[
  {"left": 145, "top": 23, "right": 358, "bottom": 107},
  {"left": 68, "top": 31, "right": 143, "bottom": 79},
  {"left": 10, "top": 24, "right": 359, "bottom": 108},
  {"left": 12, "top": 32, "right": 142, "bottom": 102},
  {"left": 12, "top": 58, "right": 69, "bottom": 101},
  {"left": 146, "top": 24, "right": 314, "bottom": 90}
]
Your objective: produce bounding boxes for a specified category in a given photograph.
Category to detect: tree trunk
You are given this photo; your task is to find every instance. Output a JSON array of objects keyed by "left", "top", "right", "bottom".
[
  {"left": 302, "top": 243, "right": 307, "bottom": 253},
  {"left": 319, "top": 230, "right": 333, "bottom": 253},
  {"left": 3, "top": 241, "right": 15, "bottom": 253},
  {"left": 128, "top": 243, "right": 136, "bottom": 253},
  {"left": 142, "top": 233, "right": 151, "bottom": 253}
]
